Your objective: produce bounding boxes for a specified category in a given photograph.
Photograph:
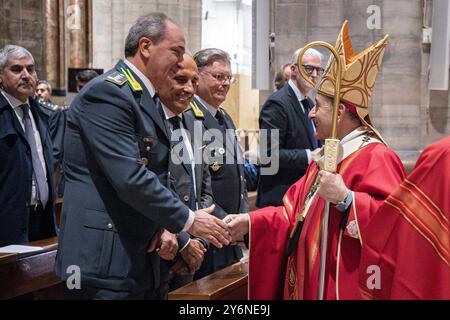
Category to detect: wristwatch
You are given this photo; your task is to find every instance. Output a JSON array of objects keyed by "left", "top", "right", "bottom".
[{"left": 334, "top": 189, "right": 352, "bottom": 212}]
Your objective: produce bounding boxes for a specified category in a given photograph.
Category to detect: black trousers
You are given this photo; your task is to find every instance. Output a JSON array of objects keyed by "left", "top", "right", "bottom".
[{"left": 28, "top": 204, "right": 53, "bottom": 242}]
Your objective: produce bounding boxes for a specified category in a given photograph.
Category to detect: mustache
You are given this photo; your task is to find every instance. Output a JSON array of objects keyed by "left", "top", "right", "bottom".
[{"left": 19, "top": 81, "right": 33, "bottom": 87}]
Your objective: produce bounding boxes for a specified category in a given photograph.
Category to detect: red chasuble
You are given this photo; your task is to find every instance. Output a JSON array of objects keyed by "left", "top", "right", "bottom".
[
  {"left": 359, "top": 137, "right": 450, "bottom": 300},
  {"left": 248, "top": 142, "right": 406, "bottom": 300}
]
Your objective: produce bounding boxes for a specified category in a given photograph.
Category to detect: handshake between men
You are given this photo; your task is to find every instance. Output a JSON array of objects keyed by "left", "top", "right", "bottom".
[
  {"left": 219, "top": 170, "right": 351, "bottom": 245},
  {"left": 149, "top": 205, "right": 233, "bottom": 275}
]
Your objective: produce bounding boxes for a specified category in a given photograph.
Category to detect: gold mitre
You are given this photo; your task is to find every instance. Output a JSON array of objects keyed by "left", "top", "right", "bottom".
[{"left": 317, "top": 20, "right": 388, "bottom": 143}]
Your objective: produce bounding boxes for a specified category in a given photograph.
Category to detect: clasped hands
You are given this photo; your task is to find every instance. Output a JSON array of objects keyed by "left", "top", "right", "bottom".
[
  {"left": 147, "top": 204, "right": 233, "bottom": 275},
  {"left": 220, "top": 171, "right": 349, "bottom": 244},
  {"left": 148, "top": 229, "right": 206, "bottom": 275}
]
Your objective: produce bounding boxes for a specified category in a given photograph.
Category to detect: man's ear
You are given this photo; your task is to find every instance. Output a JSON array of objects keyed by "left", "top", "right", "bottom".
[
  {"left": 337, "top": 103, "right": 346, "bottom": 118},
  {"left": 139, "top": 37, "right": 153, "bottom": 59}
]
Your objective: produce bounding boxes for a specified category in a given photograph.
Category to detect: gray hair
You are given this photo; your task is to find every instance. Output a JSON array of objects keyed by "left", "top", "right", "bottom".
[
  {"left": 193, "top": 48, "right": 231, "bottom": 71},
  {"left": 291, "top": 47, "right": 323, "bottom": 65},
  {"left": 0, "top": 45, "right": 34, "bottom": 73},
  {"left": 37, "top": 80, "right": 52, "bottom": 94},
  {"left": 124, "top": 12, "right": 174, "bottom": 57}
]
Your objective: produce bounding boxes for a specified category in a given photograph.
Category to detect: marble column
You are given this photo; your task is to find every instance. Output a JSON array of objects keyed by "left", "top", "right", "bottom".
[
  {"left": 43, "top": 0, "right": 62, "bottom": 90},
  {"left": 68, "top": 0, "right": 87, "bottom": 68}
]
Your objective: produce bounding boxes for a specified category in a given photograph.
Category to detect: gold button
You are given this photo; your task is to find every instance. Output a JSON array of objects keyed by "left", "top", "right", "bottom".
[
  {"left": 211, "top": 162, "right": 221, "bottom": 172},
  {"left": 140, "top": 157, "right": 148, "bottom": 166},
  {"left": 107, "top": 223, "right": 113, "bottom": 230},
  {"left": 183, "top": 195, "right": 190, "bottom": 202}
]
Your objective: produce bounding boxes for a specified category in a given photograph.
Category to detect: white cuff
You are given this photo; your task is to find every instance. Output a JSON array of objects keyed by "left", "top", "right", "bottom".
[
  {"left": 306, "top": 149, "right": 312, "bottom": 164},
  {"left": 182, "top": 209, "right": 195, "bottom": 232},
  {"left": 179, "top": 238, "right": 191, "bottom": 252}
]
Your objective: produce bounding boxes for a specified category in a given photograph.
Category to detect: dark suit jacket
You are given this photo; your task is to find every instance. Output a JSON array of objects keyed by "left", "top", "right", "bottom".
[
  {"left": 38, "top": 102, "right": 66, "bottom": 172},
  {"left": 55, "top": 60, "right": 191, "bottom": 294},
  {"left": 257, "top": 83, "right": 317, "bottom": 207},
  {"left": 0, "top": 95, "right": 57, "bottom": 247},
  {"left": 191, "top": 97, "right": 246, "bottom": 279}
]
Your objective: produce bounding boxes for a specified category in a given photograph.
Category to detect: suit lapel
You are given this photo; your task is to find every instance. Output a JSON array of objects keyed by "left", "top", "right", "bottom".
[
  {"left": 287, "top": 86, "right": 314, "bottom": 147},
  {"left": 114, "top": 61, "right": 170, "bottom": 143},
  {"left": 194, "top": 98, "right": 219, "bottom": 132},
  {"left": 221, "top": 110, "right": 239, "bottom": 157},
  {"left": 183, "top": 110, "right": 204, "bottom": 197},
  {"left": 139, "top": 92, "right": 170, "bottom": 143},
  {"left": 0, "top": 94, "right": 28, "bottom": 146}
]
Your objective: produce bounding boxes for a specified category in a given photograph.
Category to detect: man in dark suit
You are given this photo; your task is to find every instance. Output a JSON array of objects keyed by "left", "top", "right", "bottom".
[
  {"left": 36, "top": 80, "right": 66, "bottom": 186},
  {"left": 155, "top": 53, "right": 213, "bottom": 298},
  {"left": 55, "top": 13, "right": 231, "bottom": 300},
  {"left": 191, "top": 48, "right": 248, "bottom": 280},
  {"left": 257, "top": 48, "right": 323, "bottom": 207},
  {"left": 0, "top": 45, "right": 57, "bottom": 247}
]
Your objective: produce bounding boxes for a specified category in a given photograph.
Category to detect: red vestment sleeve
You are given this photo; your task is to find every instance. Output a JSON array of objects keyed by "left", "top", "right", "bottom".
[{"left": 248, "top": 178, "right": 301, "bottom": 300}]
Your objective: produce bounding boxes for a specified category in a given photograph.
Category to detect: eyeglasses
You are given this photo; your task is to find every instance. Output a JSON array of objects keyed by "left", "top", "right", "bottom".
[
  {"left": 203, "top": 71, "right": 236, "bottom": 84},
  {"left": 302, "top": 65, "right": 325, "bottom": 76}
]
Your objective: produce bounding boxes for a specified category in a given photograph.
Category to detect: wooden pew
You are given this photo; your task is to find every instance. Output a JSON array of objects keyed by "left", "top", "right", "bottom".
[
  {"left": 168, "top": 259, "right": 249, "bottom": 300},
  {"left": 168, "top": 193, "right": 255, "bottom": 300},
  {"left": 0, "top": 192, "right": 254, "bottom": 301},
  {"left": 0, "top": 237, "right": 63, "bottom": 300}
]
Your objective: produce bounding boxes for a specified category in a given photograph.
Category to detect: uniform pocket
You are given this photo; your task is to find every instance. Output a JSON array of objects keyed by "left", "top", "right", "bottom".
[{"left": 80, "top": 209, "right": 133, "bottom": 279}]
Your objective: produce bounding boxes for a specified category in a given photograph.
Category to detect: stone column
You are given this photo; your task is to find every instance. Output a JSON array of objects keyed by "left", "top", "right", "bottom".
[
  {"left": 68, "top": 0, "right": 87, "bottom": 67},
  {"left": 58, "top": 0, "right": 66, "bottom": 91},
  {"left": 43, "top": 0, "right": 63, "bottom": 91}
]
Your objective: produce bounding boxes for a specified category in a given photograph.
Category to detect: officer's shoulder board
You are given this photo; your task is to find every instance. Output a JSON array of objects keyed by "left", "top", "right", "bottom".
[
  {"left": 187, "top": 101, "right": 204, "bottom": 119},
  {"left": 105, "top": 71, "right": 127, "bottom": 87},
  {"left": 104, "top": 68, "right": 143, "bottom": 93}
]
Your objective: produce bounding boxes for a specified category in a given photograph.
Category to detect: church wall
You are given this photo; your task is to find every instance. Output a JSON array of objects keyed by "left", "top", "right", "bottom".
[
  {"left": 270, "top": 0, "right": 449, "bottom": 161},
  {"left": 92, "top": 0, "right": 202, "bottom": 72}
]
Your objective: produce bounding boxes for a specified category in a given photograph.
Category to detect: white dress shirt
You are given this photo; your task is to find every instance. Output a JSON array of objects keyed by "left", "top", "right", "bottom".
[
  {"left": 288, "top": 80, "right": 313, "bottom": 163},
  {"left": 161, "top": 103, "right": 198, "bottom": 205}
]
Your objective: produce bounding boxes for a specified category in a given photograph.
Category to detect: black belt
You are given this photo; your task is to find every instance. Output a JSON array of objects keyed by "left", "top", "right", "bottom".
[{"left": 29, "top": 202, "right": 45, "bottom": 212}]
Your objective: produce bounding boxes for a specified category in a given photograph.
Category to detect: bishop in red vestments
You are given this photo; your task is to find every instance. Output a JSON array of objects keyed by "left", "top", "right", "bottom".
[
  {"left": 226, "top": 22, "right": 406, "bottom": 300},
  {"left": 359, "top": 136, "right": 450, "bottom": 300}
]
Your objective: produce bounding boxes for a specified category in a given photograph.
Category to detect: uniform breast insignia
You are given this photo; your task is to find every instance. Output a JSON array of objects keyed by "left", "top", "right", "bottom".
[
  {"left": 189, "top": 101, "right": 204, "bottom": 119},
  {"left": 211, "top": 161, "right": 221, "bottom": 172},
  {"left": 105, "top": 71, "right": 127, "bottom": 86}
]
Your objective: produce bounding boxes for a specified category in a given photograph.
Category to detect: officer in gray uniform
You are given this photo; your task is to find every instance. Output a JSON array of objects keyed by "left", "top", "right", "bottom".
[
  {"left": 192, "top": 48, "right": 248, "bottom": 280},
  {"left": 155, "top": 54, "right": 212, "bottom": 298},
  {"left": 55, "top": 13, "right": 230, "bottom": 300}
]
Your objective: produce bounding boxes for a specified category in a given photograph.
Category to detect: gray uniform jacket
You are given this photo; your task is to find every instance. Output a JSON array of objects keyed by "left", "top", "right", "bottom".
[
  {"left": 55, "top": 60, "right": 191, "bottom": 293},
  {"left": 190, "top": 98, "right": 247, "bottom": 279}
]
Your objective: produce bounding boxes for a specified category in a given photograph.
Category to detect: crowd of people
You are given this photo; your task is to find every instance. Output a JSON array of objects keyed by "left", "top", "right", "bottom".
[{"left": 0, "top": 13, "right": 448, "bottom": 300}]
